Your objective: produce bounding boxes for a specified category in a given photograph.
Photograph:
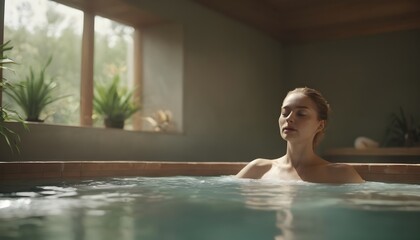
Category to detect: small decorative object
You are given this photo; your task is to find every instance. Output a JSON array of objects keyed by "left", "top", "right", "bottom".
[
  {"left": 354, "top": 136, "right": 379, "bottom": 149},
  {"left": 383, "top": 107, "right": 420, "bottom": 147},
  {"left": 93, "top": 75, "right": 139, "bottom": 129},
  {"left": 6, "top": 56, "right": 66, "bottom": 122},
  {"left": 144, "top": 110, "right": 172, "bottom": 132}
]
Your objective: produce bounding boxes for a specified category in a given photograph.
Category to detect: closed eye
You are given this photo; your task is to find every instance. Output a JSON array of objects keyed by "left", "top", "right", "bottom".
[
  {"left": 297, "top": 110, "right": 307, "bottom": 117},
  {"left": 281, "top": 109, "right": 290, "bottom": 117}
]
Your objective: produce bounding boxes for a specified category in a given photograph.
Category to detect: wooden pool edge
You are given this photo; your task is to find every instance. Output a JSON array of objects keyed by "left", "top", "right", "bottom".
[{"left": 1, "top": 161, "right": 419, "bottom": 184}]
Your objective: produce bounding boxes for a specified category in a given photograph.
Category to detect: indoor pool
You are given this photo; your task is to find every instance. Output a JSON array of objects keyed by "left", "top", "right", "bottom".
[{"left": 0, "top": 176, "right": 419, "bottom": 240}]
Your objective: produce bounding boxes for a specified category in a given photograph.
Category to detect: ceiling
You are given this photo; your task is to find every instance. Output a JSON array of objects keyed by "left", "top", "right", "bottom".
[
  {"left": 192, "top": 0, "right": 420, "bottom": 43},
  {"left": 53, "top": 0, "right": 420, "bottom": 43},
  {"left": 52, "top": 0, "right": 165, "bottom": 28}
]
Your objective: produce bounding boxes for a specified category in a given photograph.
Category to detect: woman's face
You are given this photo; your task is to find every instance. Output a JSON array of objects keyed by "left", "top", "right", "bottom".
[{"left": 279, "top": 93, "right": 324, "bottom": 144}]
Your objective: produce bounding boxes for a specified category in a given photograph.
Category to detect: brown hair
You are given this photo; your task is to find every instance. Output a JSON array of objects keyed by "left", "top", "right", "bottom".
[{"left": 287, "top": 87, "right": 331, "bottom": 146}]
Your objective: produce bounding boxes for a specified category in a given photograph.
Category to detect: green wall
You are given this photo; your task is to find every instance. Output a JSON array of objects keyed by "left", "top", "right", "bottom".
[{"left": 284, "top": 29, "right": 420, "bottom": 153}]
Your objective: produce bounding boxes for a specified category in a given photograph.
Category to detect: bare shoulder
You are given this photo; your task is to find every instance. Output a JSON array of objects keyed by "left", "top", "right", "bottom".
[
  {"left": 236, "top": 158, "right": 273, "bottom": 179},
  {"left": 249, "top": 158, "right": 272, "bottom": 167},
  {"left": 325, "top": 163, "right": 365, "bottom": 183}
]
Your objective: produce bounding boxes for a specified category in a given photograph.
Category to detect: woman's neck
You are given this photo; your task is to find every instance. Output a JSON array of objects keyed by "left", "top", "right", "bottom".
[{"left": 284, "top": 141, "right": 318, "bottom": 169}]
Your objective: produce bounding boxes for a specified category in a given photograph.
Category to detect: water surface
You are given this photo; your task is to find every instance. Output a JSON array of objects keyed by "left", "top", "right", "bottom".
[{"left": 0, "top": 176, "right": 419, "bottom": 240}]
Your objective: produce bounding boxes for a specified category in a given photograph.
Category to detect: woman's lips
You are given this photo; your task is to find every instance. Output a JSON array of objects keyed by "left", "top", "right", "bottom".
[{"left": 283, "top": 127, "right": 297, "bottom": 132}]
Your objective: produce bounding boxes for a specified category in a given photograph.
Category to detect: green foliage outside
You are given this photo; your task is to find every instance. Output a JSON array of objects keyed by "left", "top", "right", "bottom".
[
  {"left": 6, "top": 56, "right": 68, "bottom": 121},
  {"left": 4, "top": 0, "right": 133, "bottom": 126},
  {"left": 0, "top": 40, "right": 27, "bottom": 154}
]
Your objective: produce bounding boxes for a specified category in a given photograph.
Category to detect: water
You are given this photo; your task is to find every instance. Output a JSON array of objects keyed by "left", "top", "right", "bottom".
[{"left": 0, "top": 176, "right": 420, "bottom": 240}]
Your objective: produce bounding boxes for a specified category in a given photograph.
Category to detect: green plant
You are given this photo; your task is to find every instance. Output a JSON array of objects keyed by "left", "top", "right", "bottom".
[
  {"left": 0, "top": 40, "right": 27, "bottom": 154},
  {"left": 93, "top": 75, "right": 139, "bottom": 129},
  {"left": 383, "top": 107, "right": 420, "bottom": 147},
  {"left": 6, "top": 56, "right": 66, "bottom": 122}
]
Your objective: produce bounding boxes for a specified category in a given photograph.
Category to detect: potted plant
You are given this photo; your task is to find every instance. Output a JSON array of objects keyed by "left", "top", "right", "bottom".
[
  {"left": 0, "top": 40, "right": 27, "bottom": 154},
  {"left": 93, "top": 75, "right": 139, "bottom": 129},
  {"left": 383, "top": 107, "right": 420, "bottom": 147},
  {"left": 6, "top": 56, "right": 66, "bottom": 122}
]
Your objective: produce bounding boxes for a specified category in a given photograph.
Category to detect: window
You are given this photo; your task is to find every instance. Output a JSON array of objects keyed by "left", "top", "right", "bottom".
[
  {"left": 3, "top": 0, "right": 183, "bottom": 133},
  {"left": 4, "top": 0, "right": 82, "bottom": 126},
  {"left": 93, "top": 16, "right": 135, "bottom": 129}
]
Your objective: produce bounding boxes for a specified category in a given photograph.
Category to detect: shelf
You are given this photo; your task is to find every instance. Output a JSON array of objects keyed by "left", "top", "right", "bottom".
[{"left": 325, "top": 147, "right": 420, "bottom": 156}]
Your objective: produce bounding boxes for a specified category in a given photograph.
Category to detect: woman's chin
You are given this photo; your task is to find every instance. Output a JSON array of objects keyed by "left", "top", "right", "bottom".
[{"left": 281, "top": 133, "right": 297, "bottom": 141}]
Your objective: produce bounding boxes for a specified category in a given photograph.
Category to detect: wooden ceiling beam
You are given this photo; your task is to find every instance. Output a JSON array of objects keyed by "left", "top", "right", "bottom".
[
  {"left": 280, "top": 11, "right": 420, "bottom": 43},
  {"left": 51, "top": 0, "right": 165, "bottom": 28},
  {"left": 53, "top": 0, "right": 420, "bottom": 42},
  {"left": 193, "top": 0, "right": 420, "bottom": 42},
  {"left": 275, "top": 0, "right": 420, "bottom": 30}
]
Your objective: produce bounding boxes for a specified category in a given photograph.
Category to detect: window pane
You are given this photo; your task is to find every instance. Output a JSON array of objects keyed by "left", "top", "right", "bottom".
[
  {"left": 4, "top": 0, "right": 82, "bottom": 125},
  {"left": 93, "top": 16, "right": 135, "bottom": 129}
]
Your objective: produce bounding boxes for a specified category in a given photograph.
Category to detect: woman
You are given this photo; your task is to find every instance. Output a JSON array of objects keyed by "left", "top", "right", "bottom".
[{"left": 236, "top": 87, "right": 364, "bottom": 183}]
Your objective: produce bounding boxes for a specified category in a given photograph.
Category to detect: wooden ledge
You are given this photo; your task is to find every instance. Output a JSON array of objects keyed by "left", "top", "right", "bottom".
[
  {"left": 349, "top": 163, "right": 420, "bottom": 184},
  {"left": 0, "top": 161, "right": 419, "bottom": 184},
  {"left": 0, "top": 161, "right": 246, "bottom": 181}
]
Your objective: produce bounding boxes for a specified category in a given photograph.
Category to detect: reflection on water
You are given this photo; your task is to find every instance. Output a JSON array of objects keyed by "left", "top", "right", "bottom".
[
  {"left": 343, "top": 189, "right": 420, "bottom": 211},
  {"left": 0, "top": 177, "right": 420, "bottom": 240},
  {"left": 238, "top": 181, "right": 300, "bottom": 239},
  {"left": 239, "top": 181, "right": 314, "bottom": 240},
  {"left": 241, "top": 182, "right": 298, "bottom": 210},
  {"left": 237, "top": 179, "right": 420, "bottom": 240}
]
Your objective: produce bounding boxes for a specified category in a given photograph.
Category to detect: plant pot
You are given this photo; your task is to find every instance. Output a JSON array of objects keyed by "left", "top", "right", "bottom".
[
  {"left": 25, "top": 118, "right": 44, "bottom": 123},
  {"left": 104, "top": 118, "right": 124, "bottom": 129},
  {"left": 404, "top": 131, "right": 416, "bottom": 147}
]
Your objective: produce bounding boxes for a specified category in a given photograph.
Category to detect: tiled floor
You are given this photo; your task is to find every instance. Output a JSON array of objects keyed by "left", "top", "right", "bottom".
[{"left": 1, "top": 161, "right": 419, "bottom": 184}]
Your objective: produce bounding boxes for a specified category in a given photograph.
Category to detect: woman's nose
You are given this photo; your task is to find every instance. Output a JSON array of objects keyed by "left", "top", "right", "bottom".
[{"left": 286, "top": 113, "right": 294, "bottom": 122}]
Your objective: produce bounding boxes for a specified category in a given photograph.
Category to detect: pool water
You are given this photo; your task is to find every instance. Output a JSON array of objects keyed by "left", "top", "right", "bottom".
[{"left": 0, "top": 176, "right": 419, "bottom": 240}]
